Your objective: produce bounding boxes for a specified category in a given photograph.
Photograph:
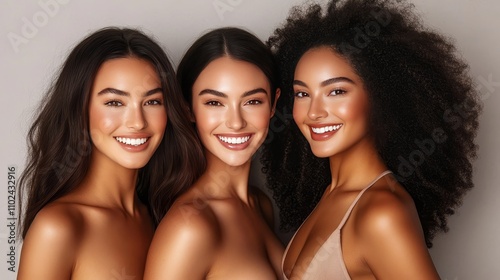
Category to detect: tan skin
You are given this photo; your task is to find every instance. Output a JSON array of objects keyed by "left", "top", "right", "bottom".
[
  {"left": 18, "top": 58, "right": 166, "bottom": 280},
  {"left": 144, "top": 57, "right": 284, "bottom": 280},
  {"left": 282, "top": 47, "right": 440, "bottom": 280}
]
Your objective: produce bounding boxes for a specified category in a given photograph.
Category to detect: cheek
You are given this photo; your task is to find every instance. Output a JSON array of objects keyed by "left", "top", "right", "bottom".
[
  {"left": 89, "top": 106, "right": 121, "bottom": 144},
  {"left": 147, "top": 109, "right": 168, "bottom": 133},
  {"left": 193, "top": 108, "right": 221, "bottom": 137},
  {"left": 292, "top": 101, "right": 307, "bottom": 125},
  {"left": 247, "top": 107, "right": 271, "bottom": 130},
  {"left": 337, "top": 99, "right": 367, "bottom": 122}
]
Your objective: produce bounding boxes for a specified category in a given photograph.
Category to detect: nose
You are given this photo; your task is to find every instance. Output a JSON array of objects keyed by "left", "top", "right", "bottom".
[
  {"left": 307, "top": 96, "right": 327, "bottom": 120},
  {"left": 225, "top": 106, "right": 247, "bottom": 130},
  {"left": 126, "top": 105, "right": 148, "bottom": 130}
]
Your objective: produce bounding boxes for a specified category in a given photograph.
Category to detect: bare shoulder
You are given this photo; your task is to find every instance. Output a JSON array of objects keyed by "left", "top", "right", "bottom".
[
  {"left": 144, "top": 201, "right": 221, "bottom": 279},
  {"left": 353, "top": 180, "right": 424, "bottom": 249},
  {"left": 353, "top": 181, "right": 440, "bottom": 279},
  {"left": 356, "top": 181, "right": 419, "bottom": 232},
  {"left": 24, "top": 201, "right": 84, "bottom": 246},
  {"left": 18, "top": 202, "right": 84, "bottom": 279},
  {"left": 156, "top": 200, "right": 221, "bottom": 245}
]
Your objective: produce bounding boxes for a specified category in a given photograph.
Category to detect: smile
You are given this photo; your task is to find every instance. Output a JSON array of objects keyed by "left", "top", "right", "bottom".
[
  {"left": 115, "top": 137, "right": 149, "bottom": 146},
  {"left": 217, "top": 135, "right": 251, "bottom": 144},
  {"left": 311, "top": 124, "right": 343, "bottom": 134}
]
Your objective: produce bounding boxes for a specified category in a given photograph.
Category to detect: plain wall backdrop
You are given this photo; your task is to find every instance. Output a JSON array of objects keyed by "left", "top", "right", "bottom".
[{"left": 1, "top": 0, "right": 498, "bottom": 279}]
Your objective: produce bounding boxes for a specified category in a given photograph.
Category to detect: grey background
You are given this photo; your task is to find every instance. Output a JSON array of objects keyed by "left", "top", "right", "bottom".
[{"left": 1, "top": 0, "right": 498, "bottom": 279}]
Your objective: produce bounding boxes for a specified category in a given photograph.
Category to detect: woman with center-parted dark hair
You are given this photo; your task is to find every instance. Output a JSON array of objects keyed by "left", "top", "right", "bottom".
[
  {"left": 17, "top": 27, "right": 205, "bottom": 279},
  {"left": 144, "top": 27, "right": 284, "bottom": 280}
]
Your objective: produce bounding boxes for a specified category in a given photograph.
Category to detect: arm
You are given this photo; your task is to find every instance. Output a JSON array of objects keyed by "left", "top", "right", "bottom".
[
  {"left": 358, "top": 193, "right": 440, "bottom": 280},
  {"left": 17, "top": 206, "right": 79, "bottom": 280},
  {"left": 143, "top": 204, "right": 219, "bottom": 280}
]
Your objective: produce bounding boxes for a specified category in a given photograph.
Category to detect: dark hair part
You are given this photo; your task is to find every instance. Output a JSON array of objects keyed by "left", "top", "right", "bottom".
[
  {"left": 142, "top": 27, "right": 278, "bottom": 228},
  {"left": 19, "top": 27, "right": 205, "bottom": 238},
  {"left": 261, "top": 0, "right": 481, "bottom": 247},
  {"left": 177, "top": 27, "right": 279, "bottom": 107}
]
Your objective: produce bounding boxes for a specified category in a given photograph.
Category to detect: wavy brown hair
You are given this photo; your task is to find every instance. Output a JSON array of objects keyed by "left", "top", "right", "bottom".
[
  {"left": 261, "top": 0, "right": 481, "bottom": 247},
  {"left": 19, "top": 27, "right": 205, "bottom": 238}
]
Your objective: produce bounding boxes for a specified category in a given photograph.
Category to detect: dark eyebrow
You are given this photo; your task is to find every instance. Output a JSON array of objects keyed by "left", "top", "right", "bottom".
[
  {"left": 293, "top": 77, "right": 356, "bottom": 87},
  {"left": 198, "top": 88, "right": 268, "bottom": 98},
  {"left": 242, "top": 88, "right": 268, "bottom": 97},
  {"left": 320, "top": 77, "right": 355, "bottom": 87},
  {"left": 97, "top": 87, "right": 162, "bottom": 97},
  {"left": 198, "top": 89, "right": 227, "bottom": 98}
]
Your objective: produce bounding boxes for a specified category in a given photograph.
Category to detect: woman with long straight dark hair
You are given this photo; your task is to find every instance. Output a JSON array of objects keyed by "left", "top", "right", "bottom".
[
  {"left": 17, "top": 27, "right": 204, "bottom": 279},
  {"left": 144, "top": 27, "right": 284, "bottom": 279}
]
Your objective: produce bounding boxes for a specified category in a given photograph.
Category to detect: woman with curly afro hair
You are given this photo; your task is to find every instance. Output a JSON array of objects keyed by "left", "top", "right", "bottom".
[{"left": 260, "top": 0, "right": 481, "bottom": 279}]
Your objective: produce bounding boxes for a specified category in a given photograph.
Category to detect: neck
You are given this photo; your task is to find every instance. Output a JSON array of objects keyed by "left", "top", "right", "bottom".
[
  {"left": 78, "top": 152, "right": 140, "bottom": 215},
  {"left": 200, "top": 150, "right": 252, "bottom": 204},
  {"left": 328, "top": 137, "right": 388, "bottom": 192}
]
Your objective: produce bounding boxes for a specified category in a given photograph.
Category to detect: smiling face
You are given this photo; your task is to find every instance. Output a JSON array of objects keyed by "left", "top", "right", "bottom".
[
  {"left": 88, "top": 57, "right": 167, "bottom": 170},
  {"left": 292, "top": 46, "right": 371, "bottom": 158},
  {"left": 191, "top": 56, "right": 276, "bottom": 167}
]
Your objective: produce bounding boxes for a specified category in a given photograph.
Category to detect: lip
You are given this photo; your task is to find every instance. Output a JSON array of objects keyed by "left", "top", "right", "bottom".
[
  {"left": 215, "top": 133, "right": 253, "bottom": 151},
  {"left": 114, "top": 134, "right": 151, "bottom": 152},
  {"left": 308, "top": 124, "right": 343, "bottom": 141}
]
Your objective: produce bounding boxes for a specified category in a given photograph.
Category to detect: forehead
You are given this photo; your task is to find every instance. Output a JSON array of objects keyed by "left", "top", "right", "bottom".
[
  {"left": 93, "top": 57, "right": 160, "bottom": 91},
  {"left": 193, "top": 57, "right": 270, "bottom": 91},
  {"left": 294, "top": 47, "right": 359, "bottom": 81}
]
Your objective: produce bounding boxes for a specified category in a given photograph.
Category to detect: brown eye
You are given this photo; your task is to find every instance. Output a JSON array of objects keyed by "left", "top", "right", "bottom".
[
  {"left": 294, "top": 91, "right": 308, "bottom": 98},
  {"left": 245, "top": 99, "right": 263, "bottom": 105},
  {"left": 145, "top": 99, "right": 162, "bottom": 106},
  {"left": 329, "top": 89, "right": 346, "bottom": 96},
  {"left": 205, "top": 100, "right": 223, "bottom": 106},
  {"left": 104, "top": 100, "right": 123, "bottom": 106}
]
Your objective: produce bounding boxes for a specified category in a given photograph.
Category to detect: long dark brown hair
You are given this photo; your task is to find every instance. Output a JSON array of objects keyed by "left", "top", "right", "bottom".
[{"left": 19, "top": 27, "right": 205, "bottom": 238}]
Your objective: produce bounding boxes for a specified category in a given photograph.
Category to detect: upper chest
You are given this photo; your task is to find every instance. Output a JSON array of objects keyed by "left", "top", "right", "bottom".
[
  {"left": 283, "top": 191, "right": 363, "bottom": 278},
  {"left": 71, "top": 209, "right": 154, "bottom": 279},
  {"left": 206, "top": 201, "right": 283, "bottom": 279}
]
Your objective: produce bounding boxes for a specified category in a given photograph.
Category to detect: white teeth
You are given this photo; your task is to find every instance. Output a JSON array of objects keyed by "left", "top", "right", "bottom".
[
  {"left": 218, "top": 135, "right": 251, "bottom": 144},
  {"left": 311, "top": 124, "right": 343, "bottom": 134},
  {"left": 115, "top": 137, "right": 148, "bottom": 146}
]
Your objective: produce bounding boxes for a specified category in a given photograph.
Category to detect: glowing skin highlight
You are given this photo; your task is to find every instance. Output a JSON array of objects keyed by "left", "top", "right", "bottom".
[
  {"left": 89, "top": 57, "right": 167, "bottom": 170},
  {"left": 292, "top": 47, "right": 371, "bottom": 158},
  {"left": 192, "top": 56, "right": 275, "bottom": 167}
]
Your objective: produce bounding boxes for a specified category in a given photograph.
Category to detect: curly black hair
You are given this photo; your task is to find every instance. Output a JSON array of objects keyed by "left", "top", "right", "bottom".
[{"left": 260, "top": 0, "right": 481, "bottom": 247}]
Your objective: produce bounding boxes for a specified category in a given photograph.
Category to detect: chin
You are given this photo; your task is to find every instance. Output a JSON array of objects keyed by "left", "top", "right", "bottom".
[
  {"left": 119, "top": 159, "right": 151, "bottom": 170},
  {"left": 310, "top": 147, "right": 336, "bottom": 159},
  {"left": 220, "top": 155, "right": 252, "bottom": 167}
]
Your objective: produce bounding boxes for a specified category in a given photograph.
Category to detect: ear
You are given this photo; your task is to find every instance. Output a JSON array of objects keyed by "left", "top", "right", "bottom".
[{"left": 270, "top": 88, "right": 281, "bottom": 118}]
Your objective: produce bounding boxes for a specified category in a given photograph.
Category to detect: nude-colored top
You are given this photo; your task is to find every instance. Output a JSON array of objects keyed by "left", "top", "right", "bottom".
[{"left": 283, "top": 171, "right": 392, "bottom": 280}]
